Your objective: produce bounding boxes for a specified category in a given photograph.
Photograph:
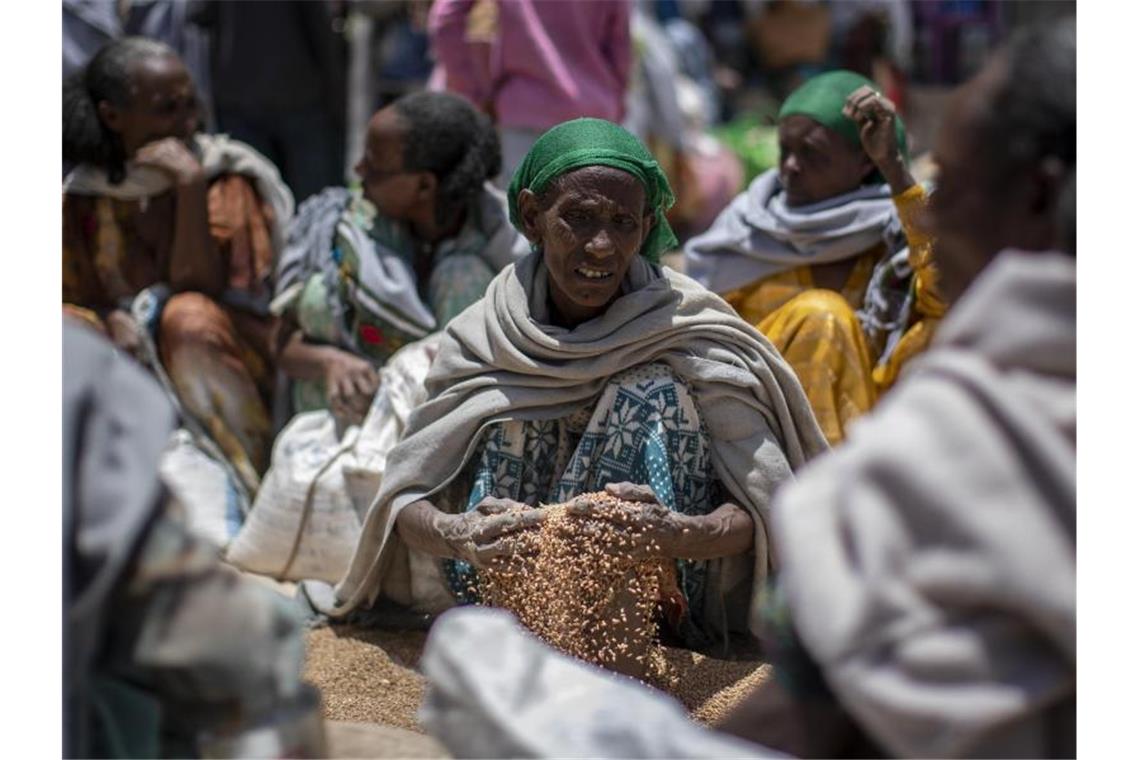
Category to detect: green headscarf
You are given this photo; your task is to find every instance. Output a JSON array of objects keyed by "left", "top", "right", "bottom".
[
  {"left": 507, "top": 118, "right": 678, "bottom": 264},
  {"left": 778, "top": 70, "right": 909, "bottom": 165}
]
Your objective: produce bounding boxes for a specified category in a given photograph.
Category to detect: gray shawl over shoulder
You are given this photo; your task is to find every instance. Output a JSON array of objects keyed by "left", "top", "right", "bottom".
[{"left": 63, "top": 132, "right": 295, "bottom": 254}]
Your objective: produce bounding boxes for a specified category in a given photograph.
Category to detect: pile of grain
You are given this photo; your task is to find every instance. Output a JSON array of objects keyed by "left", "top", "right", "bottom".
[
  {"left": 303, "top": 491, "right": 774, "bottom": 733},
  {"left": 304, "top": 625, "right": 428, "bottom": 732},
  {"left": 658, "top": 647, "right": 772, "bottom": 725},
  {"left": 476, "top": 493, "right": 673, "bottom": 677},
  {"left": 304, "top": 625, "right": 770, "bottom": 736},
  {"left": 304, "top": 624, "right": 770, "bottom": 735}
]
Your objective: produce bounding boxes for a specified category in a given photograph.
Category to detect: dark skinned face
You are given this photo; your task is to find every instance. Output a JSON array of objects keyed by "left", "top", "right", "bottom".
[
  {"left": 927, "top": 54, "right": 1064, "bottom": 305},
  {"left": 100, "top": 54, "right": 200, "bottom": 156},
  {"left": 778, "top": 114, "right": 874, "bottom": 207},
  {"left": 353, "top": 106, "right": 435, "bottom": 221},
  {"left": 518, "top": 166, "right": 654, "bottom": 328}
]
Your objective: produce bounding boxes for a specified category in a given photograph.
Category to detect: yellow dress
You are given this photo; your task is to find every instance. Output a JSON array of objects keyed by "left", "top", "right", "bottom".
[{"left": 721, "top": 185, "right": 943, "bottom": 444}]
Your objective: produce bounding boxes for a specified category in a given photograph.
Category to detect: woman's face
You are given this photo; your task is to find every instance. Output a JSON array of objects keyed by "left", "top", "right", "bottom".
[
  {"left": 519, "top": 166, "right": 654, "bottom": 327},
  {"left": 354, "top": 107, "right": 427, "bottom": 220},
  {"left": 778, "top": 114, "right": 873, "bottom": 207},
  {"left": 101, "top": 53, "right": 200, "bottom": 156}
]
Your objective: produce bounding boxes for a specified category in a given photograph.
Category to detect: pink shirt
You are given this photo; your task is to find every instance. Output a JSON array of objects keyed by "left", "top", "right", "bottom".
[{"left": 428, "top": 0, "right": 632, "bottom": 131}]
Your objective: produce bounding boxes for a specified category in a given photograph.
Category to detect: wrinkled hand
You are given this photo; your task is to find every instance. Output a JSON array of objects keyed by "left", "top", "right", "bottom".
[
  {"left": 563, "top": 482, "right": 688, "bottom": 559},
  {"left": 132, "top": 137, "right": 204, "bottom": 186},
  {"left": 441, "top": 503, "right": 547, "bottom": 568},
  {"left": 105, "top": 308, "right": 142, "bottom": 357},
  {"left": 324, "top": 350, "right": 379, "bottom": 425},
  {"left": 472, "top": 496, "right": 531, "bottom": 516},
  {"left": 843, "top": 85, "right": 904, "bottom": 174}
]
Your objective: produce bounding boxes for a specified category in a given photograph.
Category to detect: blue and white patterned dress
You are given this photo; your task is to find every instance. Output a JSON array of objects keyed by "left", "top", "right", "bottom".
[{"left": 444, "top": 363, "right": 724, "bottom": 644}]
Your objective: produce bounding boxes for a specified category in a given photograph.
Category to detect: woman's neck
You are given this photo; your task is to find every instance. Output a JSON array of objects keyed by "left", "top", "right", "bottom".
[
  {"left": 409, "top": 204, "right": 466, "bottom": 247},
  {"left": 547, "top": 288, "right": 609, "bottom": 330}
]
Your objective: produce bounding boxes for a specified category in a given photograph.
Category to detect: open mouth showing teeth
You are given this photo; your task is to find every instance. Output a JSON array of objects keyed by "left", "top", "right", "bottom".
[{"left": 575, "top": 266, "right": 613, "bottom": 280}]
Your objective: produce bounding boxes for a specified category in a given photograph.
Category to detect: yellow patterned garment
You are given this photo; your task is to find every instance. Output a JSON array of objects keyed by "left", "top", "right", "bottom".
[
  {"left": 871, "top": 186, "right": 946, "bottom": 392},
  {"left": 722, "top": 185, "right": 941, "bottom": 444}
]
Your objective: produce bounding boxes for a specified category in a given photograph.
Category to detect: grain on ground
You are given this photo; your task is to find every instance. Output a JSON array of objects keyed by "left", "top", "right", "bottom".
[
  {"left": 304, "top": 625, "right": 428, "bottom": 733},
  {"left": 305, "top": 623, "right": 770, "bottom": 734},
  {"left": 656, "top": 646, "right": 772, "bottom": 725}
]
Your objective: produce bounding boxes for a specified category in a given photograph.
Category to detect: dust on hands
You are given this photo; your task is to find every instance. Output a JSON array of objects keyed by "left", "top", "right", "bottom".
[{"left": 442, "top": 500, "right": 548, "bottom": 569}]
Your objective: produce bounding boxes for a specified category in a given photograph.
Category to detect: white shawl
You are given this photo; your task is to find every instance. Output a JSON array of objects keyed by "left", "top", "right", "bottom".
[
  {"left": 63, "top": 132, "right": 295, "bottom": 253},
  {"left": 683, "top": 169, "right": 903, "bottom": 294},
  {"left": 773, "top": 250, "right": 1076, "bottom": 757}
]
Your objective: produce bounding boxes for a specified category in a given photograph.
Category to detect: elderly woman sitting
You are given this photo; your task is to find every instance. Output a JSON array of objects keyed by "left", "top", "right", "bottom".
[
  {"left": 684, "top": 71, "right": 944, "bottom": 444},
  {"left": 313, "top": 119, "right": 827, "bottom": 657}
]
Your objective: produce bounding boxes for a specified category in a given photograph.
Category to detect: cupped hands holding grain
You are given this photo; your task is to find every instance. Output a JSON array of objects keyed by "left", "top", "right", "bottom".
[
  {"left": 438, "top": 500, "right": 546, "bottom": 568},
  {"left": 561, "top": 483, "right": 687, "bottom": 560},
  {"left": 396, "top": 496, "right": 547, "bottom": 569}
]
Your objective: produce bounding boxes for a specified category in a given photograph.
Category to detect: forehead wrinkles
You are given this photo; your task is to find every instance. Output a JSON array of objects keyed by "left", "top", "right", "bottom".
[{"left": 548, "top": 166, "right": 644, "bottom": 214}]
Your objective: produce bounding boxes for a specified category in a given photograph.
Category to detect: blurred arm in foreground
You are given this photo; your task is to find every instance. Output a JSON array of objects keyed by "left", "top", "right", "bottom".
[{"left": 63, "top": 323, "right": 313, "bottom": 758}]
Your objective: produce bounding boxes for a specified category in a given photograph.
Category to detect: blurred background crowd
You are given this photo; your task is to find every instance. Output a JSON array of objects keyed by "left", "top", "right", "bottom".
[{"left": 63, "top": 0, "right": 1076, "bottom": 239}]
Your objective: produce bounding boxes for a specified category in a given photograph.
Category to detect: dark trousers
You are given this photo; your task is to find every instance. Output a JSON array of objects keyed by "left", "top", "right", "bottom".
[{"left": 217, "top": 105, "right": 344, "bottom": 206}]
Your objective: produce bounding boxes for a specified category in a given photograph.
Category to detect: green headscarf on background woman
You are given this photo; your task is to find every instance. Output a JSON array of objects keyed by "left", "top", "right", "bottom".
[
  {"left": 507, "top": 118, "right": 678, "bottom": 264},
  {"left": 779, "top": 70, "right": 909, "bottom": 167}
]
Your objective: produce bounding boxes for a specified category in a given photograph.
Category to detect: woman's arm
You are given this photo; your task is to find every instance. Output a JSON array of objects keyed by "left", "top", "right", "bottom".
[
  {"left": 275, "top": 325, "right": 380, "bottom": 423},
  {"left": 844, "top": 84, "right": 915, "bottom": 196},
  {"left": 669, "top": 502, "right": 754, "bottom": 560},
  {"left": 133, "top": 137, "right": 225, "bottom": 296}
]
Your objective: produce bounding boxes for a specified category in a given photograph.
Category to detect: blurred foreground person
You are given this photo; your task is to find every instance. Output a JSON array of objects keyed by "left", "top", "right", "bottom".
[
  {"left": 685, "top": 71, "right": 943, "bottom": 444},
  {"left": 415, "top": 17, "right": 1076, "bottom": 760},
  {"left": 719, "top": 17, "right": 1076, "bottom": 758},
  {"left": 62, "top": 37, "right": 293, "bottom": 493},
  {"left": 63, "top": 323, "right": 312, "bottom": 758}
]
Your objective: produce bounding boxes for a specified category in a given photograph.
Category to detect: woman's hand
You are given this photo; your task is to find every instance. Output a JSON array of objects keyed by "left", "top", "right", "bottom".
[
  {"left": 324, "top": 350, "right": 380, "bottom": 425},
  {"left": 564, "top": 482, "right": 688, "bottom": 559},
  {"left": 395, "top": 497, "right": 545, "bottom": 568},
  {"left": 566, "top": 482, "right": 754, "bottom": 561},
  {"left": 438, "top": 499, "right": 546, "bottom": 568},
  {"left": 132, "top": 137, "right": 205, "bottom": 187},
  {"left": 105, "top": 308, "right": 142, "bottom": 357},
  {"left": 843, "top": 85, "right": 915, "bottom": 195}
]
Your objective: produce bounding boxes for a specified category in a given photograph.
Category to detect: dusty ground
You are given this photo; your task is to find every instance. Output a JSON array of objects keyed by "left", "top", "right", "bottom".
[{"left": 304, "top": 622, "right": 771, "bottom": 743}]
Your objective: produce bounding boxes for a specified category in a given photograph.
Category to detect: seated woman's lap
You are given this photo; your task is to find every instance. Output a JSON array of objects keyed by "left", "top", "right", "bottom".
[{"left": 447, "top": 363, "right": 722, "bottom": 629}]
